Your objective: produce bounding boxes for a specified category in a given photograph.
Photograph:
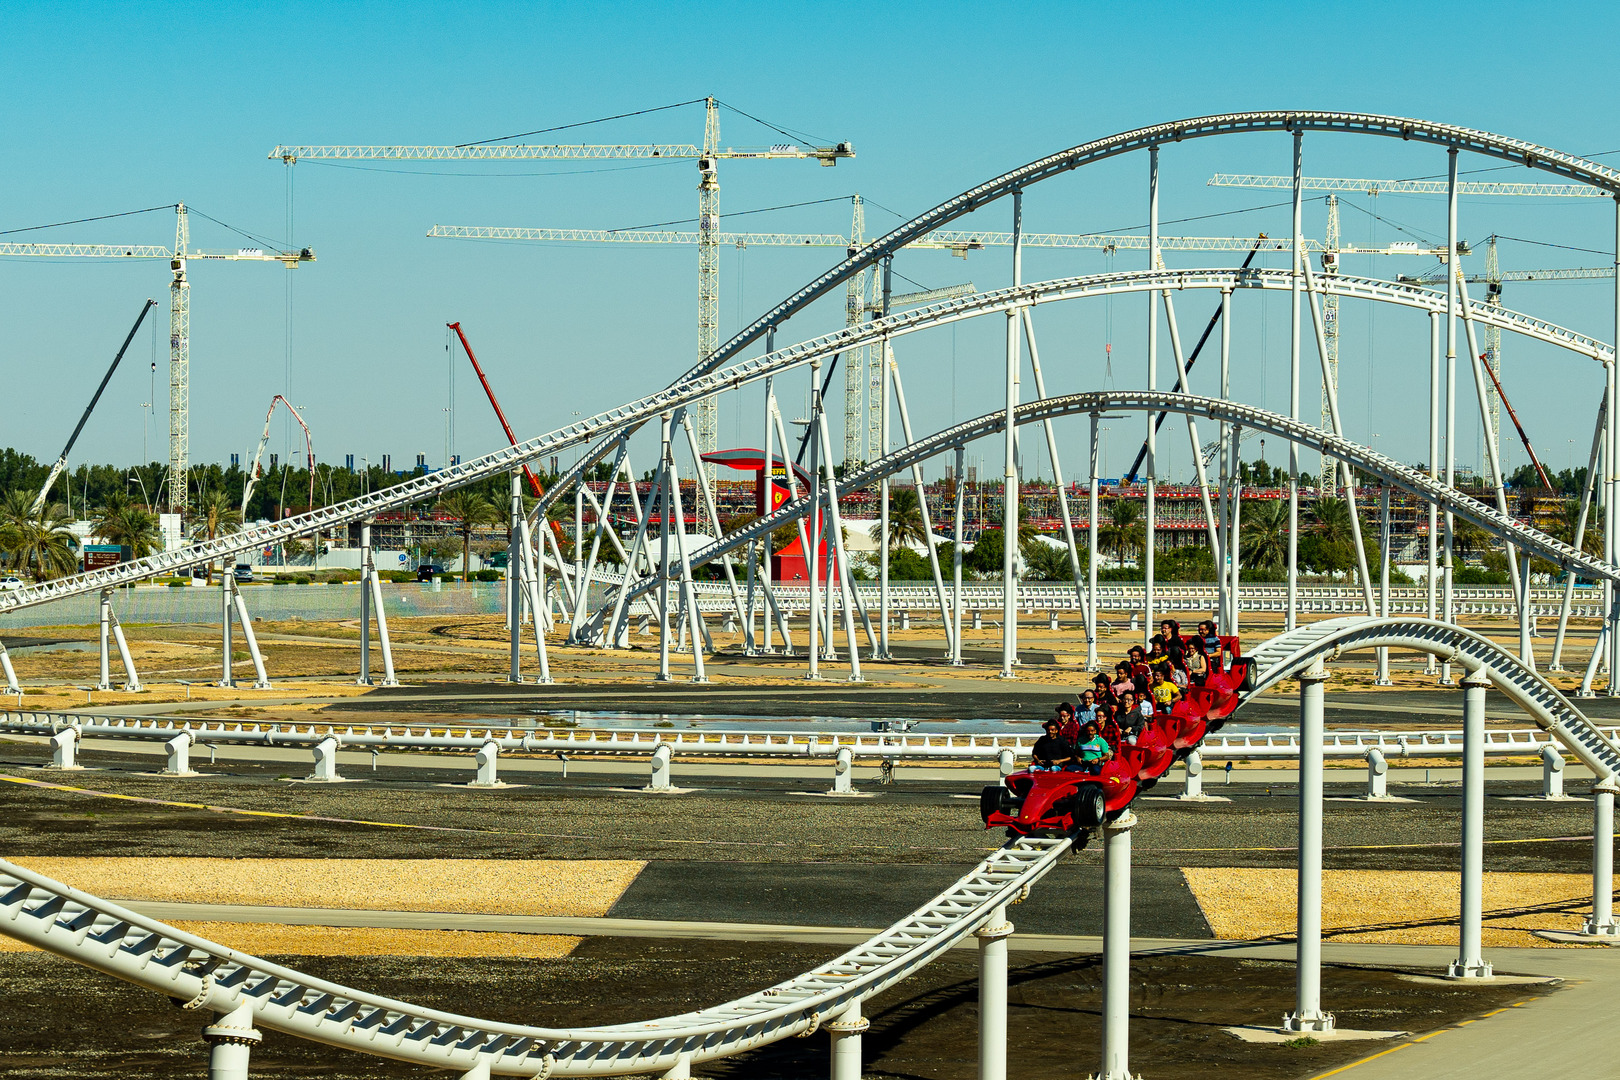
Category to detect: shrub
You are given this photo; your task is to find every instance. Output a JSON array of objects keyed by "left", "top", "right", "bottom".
[
  {"left": 292, "top": 574, "right": 312, "bottom": 585},
  {"left": 474, "top": 569, "right": 501, "bottom": 582},
  {"left": 166, "top": 578, "right": 188, "bottom": 588}
]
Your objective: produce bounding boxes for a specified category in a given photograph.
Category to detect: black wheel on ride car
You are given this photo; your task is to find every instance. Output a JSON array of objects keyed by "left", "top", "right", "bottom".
[
  {"left": 980, "top": 785, "right": 1004, "bottom": 824},
  {"left": 1073, "top": 783, "right": 1107, "bottom": 829}
]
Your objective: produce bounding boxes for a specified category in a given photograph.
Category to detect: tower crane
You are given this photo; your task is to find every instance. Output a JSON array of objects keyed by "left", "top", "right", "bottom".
[
  {"left": 430, "top": 218, "right": 1356, "bottom": 468},
  {"left": 0, "top": 203, "right": 315, "bottom": 513},
  {"left": 274, "top": 97, "right": 852, "bottom": 468}
]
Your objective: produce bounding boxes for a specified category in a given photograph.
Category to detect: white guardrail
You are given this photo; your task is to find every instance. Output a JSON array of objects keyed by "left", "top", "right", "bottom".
[
  {"left": 689, "top": 582, "right": 1604, "bottom": 619},
  {"left": 4, "top": 712, "right": 1608, "bottom": 788}
]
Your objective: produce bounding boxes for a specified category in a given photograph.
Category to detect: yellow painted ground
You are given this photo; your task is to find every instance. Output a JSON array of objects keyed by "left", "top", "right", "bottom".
[
  {"left": 1, "top": 857, "right": 647, "bottom": 957},
  {"left": 13, "top": 857, "right": 645, "bottom": 916},
  {"left": 0, "top": 923, "right": 580, "bottom": 957},
  {"left": 1182, "top": 867, "right": 1597, "bottom": 946}
]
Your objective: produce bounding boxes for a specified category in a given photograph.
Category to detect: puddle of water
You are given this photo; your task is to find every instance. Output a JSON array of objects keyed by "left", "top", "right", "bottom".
[{"left": 10, "top": 641, "right": 94, "bottom": 654}]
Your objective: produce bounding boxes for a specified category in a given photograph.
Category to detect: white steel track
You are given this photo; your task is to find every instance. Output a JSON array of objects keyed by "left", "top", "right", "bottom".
[
  {"left": 1, "top": 266, "right": 1608, "bottom": 618},
  {"left": 0, "top": 838, "right": 1068, "bottom": 1077},
  {"left": 1241, "top": 616, "right": 1620, "bottom": 782}
]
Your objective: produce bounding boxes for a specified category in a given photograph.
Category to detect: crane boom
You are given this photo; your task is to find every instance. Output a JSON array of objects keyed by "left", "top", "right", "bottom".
[
  {"left": 1477, "top": 351, "right": 1555, "bottom": 491},
  {"left": 30, "top": 299, "right": 158, "bottom": 516},
  {"left": 447, "top": 322, "right": 545, "bottom": 499},
  {"left": 1208, "top": 173, "right": 1605, "bottom": 197}
]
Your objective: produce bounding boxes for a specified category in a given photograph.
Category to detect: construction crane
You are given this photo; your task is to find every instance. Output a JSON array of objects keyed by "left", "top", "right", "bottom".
[
  {"left": 30, "top": 299, "right": 157, "bottom": 516},
  {"left": 275, "top": 97, "right": 852, "bottom": 468},
  {"left": 0, "top": 203, "right": 315, "bottom": 513},
  {"left": 433, "top": 204, "right": 980, "bottom": 469},
  {"left": 1208, "top": 174, "right": 1607, "bottom": 198}
]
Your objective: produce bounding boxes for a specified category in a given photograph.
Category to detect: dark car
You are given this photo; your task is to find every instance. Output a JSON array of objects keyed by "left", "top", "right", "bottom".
[
  {"left": 416, "top": 564, "right": 445, "bottom": 582},
  {"left": 232, "top": 565, "right": 255, "bottom": 583}
]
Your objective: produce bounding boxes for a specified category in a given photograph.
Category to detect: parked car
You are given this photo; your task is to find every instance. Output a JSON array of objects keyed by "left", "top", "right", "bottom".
[
  {"left": 0, "top": 576, "right": 23, "bottom": 592},
  {"left": 416, "top": 564, "right": 445, "bottom": 582},
  {"left": 232, "top": 565, "right": 255, "bottom": 583}
]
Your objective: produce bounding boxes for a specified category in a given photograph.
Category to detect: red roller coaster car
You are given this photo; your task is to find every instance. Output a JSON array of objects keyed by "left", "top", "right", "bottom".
[{"left": 981, "top": 638, "right": 1254, "bottom": 844}]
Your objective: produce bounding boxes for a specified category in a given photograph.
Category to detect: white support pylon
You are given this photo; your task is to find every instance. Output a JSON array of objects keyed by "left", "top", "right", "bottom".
[
  {"left": 201, "top": 1001, "right": 260, "bottom": 1080},
  {"left": 1100, "top": 810, "right": 1137, "bottom": 1080},
  {"left": 826, "top": 997, "right": 867, "bottom": 1080},
  {"left": 508, "top": 472, "right": 525, "bottom": 684},
  {"left": 1450, "top": 668, "right": 1494, "bottom": 978},
  {"left": 977, "top": 903, "right": 1013, "bottom": 1080},
  {"left": 231, "top": 588, "right": 272, "bottom": 690},
  {"left": 1583, "top": 782, "right": 1618, "bottom": 937},
  {"left": 1284, "top": 656, "right": 1334, "bottom": 1032}
]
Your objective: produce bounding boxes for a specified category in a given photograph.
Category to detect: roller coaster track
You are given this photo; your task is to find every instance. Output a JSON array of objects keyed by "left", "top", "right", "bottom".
[
  {"left": 1241, "top": 616, "right": 1620, "bottom": 783},
  {"left": 596, "top": 392, "right": 1617, "bottom": 634},
  {"left": 0, "top": 837, "right": 1068, "bottom": 1077},
  {"left": 1, "top": 266, "right": 1609, "bottom": 618},
  {"left": 2, "top": 616, "right": 1614, "bottom": 1077}
]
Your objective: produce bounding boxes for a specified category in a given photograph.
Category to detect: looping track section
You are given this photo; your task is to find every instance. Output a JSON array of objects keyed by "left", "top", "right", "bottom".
[{"left": 0, "top": 838, "right": 1068, "bottom": 1076}]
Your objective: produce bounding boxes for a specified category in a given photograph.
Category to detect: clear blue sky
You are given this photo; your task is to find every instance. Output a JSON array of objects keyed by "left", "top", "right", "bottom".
[{"left": 5, "top": 1, "right": 1619, "bottom": 489}]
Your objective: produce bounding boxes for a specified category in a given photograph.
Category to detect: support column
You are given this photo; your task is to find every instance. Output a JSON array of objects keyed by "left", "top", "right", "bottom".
[
  {"left": 509, "top": 472, "right": 523, "bottom": 684},
  {"left": 0, "top": 641, "right": 20, "bottom": 696},
  {"left": 97, "top": 589, "right": 113, "bottom": 691},
  {"left": 1519, "top": 551, "right": 1535, "bottom": 671},
  {"left": 1144, "top": 150, "right": 1159, "bottom": 650},
  {"left": 1286, "top": 131, "right": 1303, "bottom": 632},
  {"left": 1376, "top": 487, "right": 1393, "bottom": 685},
  {"left": 1284, "top": 657, "right": 1334, "bottom": 1032},
  {"left": 1088, "top": 412, "right": 1101, "bottom": 671},
  {"left": 231, "top": 590, "right": 271, "bottom": 690},
  {"left": 473, "top": 741, "right": 501, "bottom": 787},
  {"left": 952, "top": 445, "right": 966, "bottom": 666},
  {"left": 218, "top": 572, "right": 235, "bottom": 688},
  {"left": 1427, "top": 313, "right": 1441, "bottom": 674},
  {"left": 976, "top": 904, "right": 1014, "bottom": 1080},
  {"left": 1179, "top": 749, "right": 1204, "bottom": 799},
  {"left": 1442, "top": 151, "right": 1459, "bottom": 685},
  {"left": 201, "top": 1001, "right": 261, "bottom": 1080},
  {"left": 368, "top": 561, "right": 399, "bottom": 686},
  {"left": 1540, "top": 745, "right": 1566, "bottom": 799},
  {"left": 1450, "top": 669, "right": 1494, "bottom": 977},
  {"left": 1100, "top": 811, "right": 1137, "bottom": 1080},
  {"left": 358, "top": 521, "right": 374, "bottom": 685},
  {"left": 826, "top": 997, "right": 867, "bottom": 1080},
  {"left": 1218, "top": 287, "right": 1233, "bottom": 630},
  {"left": 656, "top": 413, "right": 675, "bottom": 683},
  {"left": 1583, "top": 782, "right": 1618, "bottom": 937},
  {"left": 1365, "top": 747, "right": 1388, "bottom": 800},
  {"left": 1609, "top": 196, "right": 1620, "bottom": 694},
  {"left": 1001, "top": 189, "right": 1024, "bottom": 679}
]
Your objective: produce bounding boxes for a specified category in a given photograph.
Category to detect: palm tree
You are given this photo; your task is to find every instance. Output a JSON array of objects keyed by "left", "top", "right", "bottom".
[
  {"left": 15, "top": 503, "right": 78, "bottom": 581},
  {"left": 868, "top": 487, "right": 928, "bottom": 550},
  {"left": 1241, "top": 497, "right": 1290, "bottom": 571},
  {"left": 1097, "top": 498, "right": 1143, "bottom": 568},
  {"left": 1556, "top": 497, "right": 1603, "bottom": 557},
  {"left": 189, "top": 489, "right": 243, "bottom": 584},
  {"left": 92, "top": 502, "right": 162, "bottom": 560},
  {"left": 1450, "top": 517, "right": 1491, "bottom": 559},
  {"left": 436, "top": 490, "right": 502, "bottom": 581},
  {"left": 1309, "top": 497, "right": 1353, "bottom": 545},
  {"left": 1025, "top": 542, "right": 1076, "bottom": 582},
  {"left": 0, "top": 490, "right": 33, "bottom": 570}
]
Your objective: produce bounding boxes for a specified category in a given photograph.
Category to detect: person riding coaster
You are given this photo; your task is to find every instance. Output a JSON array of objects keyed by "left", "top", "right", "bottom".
[{"left": 980, "top": 631, "right": 1252, "bottom": 847}]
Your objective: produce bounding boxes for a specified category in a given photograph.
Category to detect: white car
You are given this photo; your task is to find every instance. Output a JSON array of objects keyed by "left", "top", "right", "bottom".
[{"left": 0, "top": 576, "right": 23, "bottom": 592}]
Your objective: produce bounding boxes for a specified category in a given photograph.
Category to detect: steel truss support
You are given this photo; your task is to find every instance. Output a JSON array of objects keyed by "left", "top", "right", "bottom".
[
  {"left": 0, "top": 640, "right": 18, "bottom": 696},
  {"left": 812, "top": 359, "right": 864, "bottom": 680},
  {"left": 886, "top": 348, "right": 956, "bottom": 658},
  {"left": 1376, "top": 488, "right": 1393, "bottom": 685},
  {"left": 1020, "top": 308, "right": 1089, "bottom": 644},
  {"left": 679, "top": 412, "right": 749, "bottom": 642},
  {"left": 1427, "top": 312, "right": 1442, "bottom": 675},
  {"left": 1001, "top": 189, "right": 1024, "bottom": 678},
  {"left": 1284, "top": 657, "right": 1334, "bottom": 1032},
  {"left": 1552, "top": 394, "right": 1605, "bottom": 670},
  {"left": 1450, "top": 668, "right": 1494, "bottom": 978},
  {"left": 952, "top": 444, "right": 967, "bottom": 666},
  {"left": 356, "top": 522, "right": 398, "bottom": 687},
  {"left": 1087, "top": 412, "right": 1101, "bottom": 671},
  {"left": 508, "top": 472, "right": 525, "bottom": 684},
  {"left": 96, "top": 589, "right": 141, "bottom": 691},
  {"left": 1287, "top": 131, "right": 1303, "bottom": 633},
  {"left": 1144, "top": 153, "right": 1159, "bottom": 651},
  {"left": 568, "top": 436, "right": 633, "bottom": 643},
  {"left": 217, "top": 573, "right": 270, "bottom": 690},
  {"left": 518, "top": 513, "right": 552, "bottom": 683}
]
